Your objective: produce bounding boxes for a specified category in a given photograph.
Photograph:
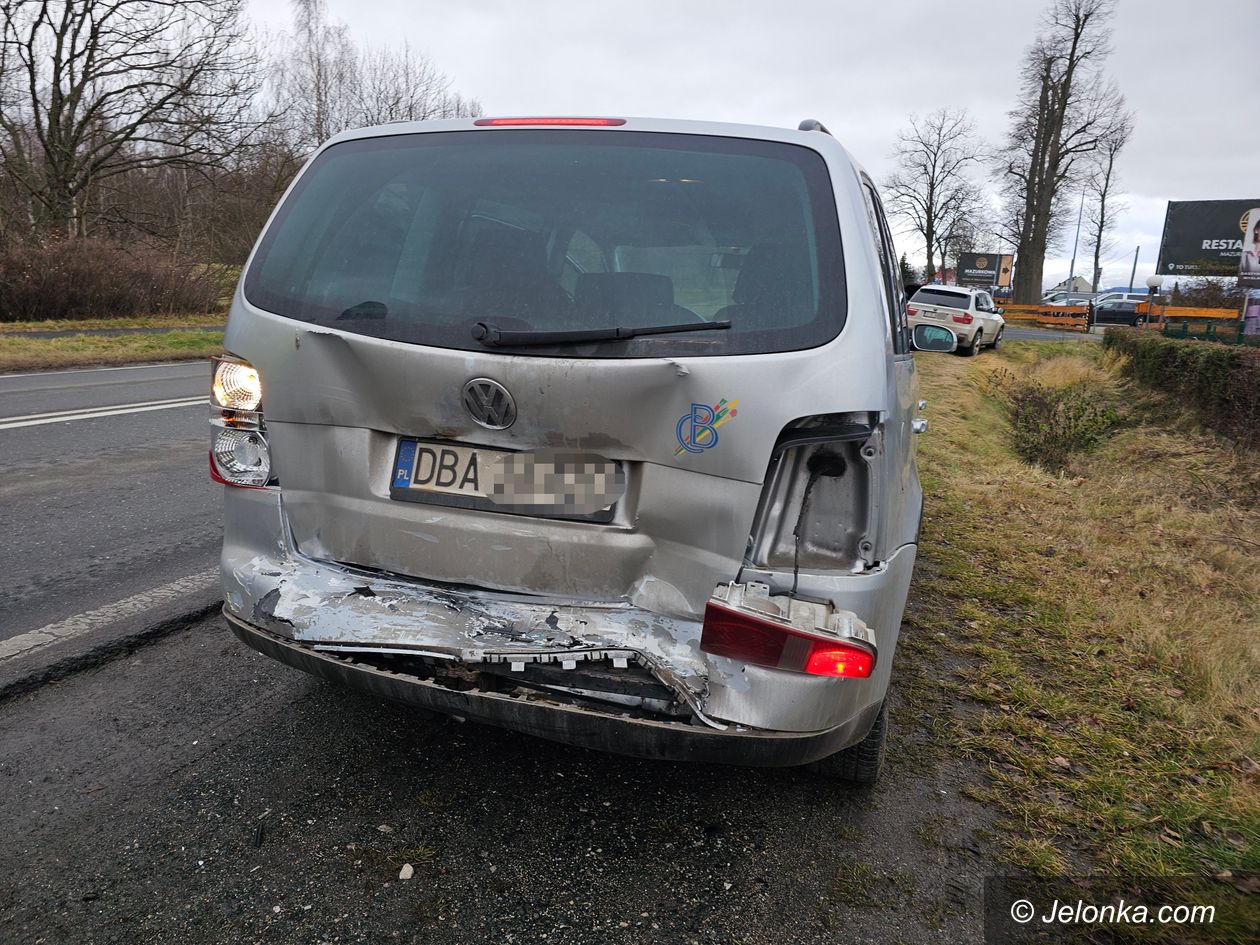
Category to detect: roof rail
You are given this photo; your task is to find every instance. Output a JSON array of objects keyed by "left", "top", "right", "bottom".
[{"left": 798, "top": 118, "right": 832, "bottom": 135}]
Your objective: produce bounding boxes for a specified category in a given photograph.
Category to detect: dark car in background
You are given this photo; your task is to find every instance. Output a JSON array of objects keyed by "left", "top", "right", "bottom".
[{"left": 1091, "top": 300, "right": 1145, "bottom": 326}]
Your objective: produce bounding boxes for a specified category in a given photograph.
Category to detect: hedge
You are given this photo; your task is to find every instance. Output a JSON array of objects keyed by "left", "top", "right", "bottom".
[
  {"left": 1103, "top": 328, "right": 1260, "bottom": 449},
  {"left": 0, "top": 239, "right": 223, "bottom": 322}
]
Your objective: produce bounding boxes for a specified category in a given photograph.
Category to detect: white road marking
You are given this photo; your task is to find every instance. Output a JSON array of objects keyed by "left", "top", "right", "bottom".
[
  {"left": 0, "top": 568, "right": 219, "bottom": 662},
  {"left": 0, "top": 360, "right": 211, "bottom": 379},
  {"left": 0, "top": 396, "right": 206, "bottom": 430}
]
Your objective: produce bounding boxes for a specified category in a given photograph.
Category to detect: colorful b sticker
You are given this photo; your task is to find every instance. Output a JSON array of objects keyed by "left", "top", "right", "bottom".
[{"left": 675, "top": 398, "right": 739, "bottom": 455}]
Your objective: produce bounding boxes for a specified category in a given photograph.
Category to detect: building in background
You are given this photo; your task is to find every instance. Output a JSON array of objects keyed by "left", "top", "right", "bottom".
[{"left": 1046, "top": 275, "right": 1093, "bottom": 294}]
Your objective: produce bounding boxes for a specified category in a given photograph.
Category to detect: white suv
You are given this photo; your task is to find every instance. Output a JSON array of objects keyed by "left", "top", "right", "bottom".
[
  {"left": 907, "top": 285, "right": 1005, "bottom": 356},
  {"left": 1093, "top": 291, "right": 1147, "bottom": 305}
]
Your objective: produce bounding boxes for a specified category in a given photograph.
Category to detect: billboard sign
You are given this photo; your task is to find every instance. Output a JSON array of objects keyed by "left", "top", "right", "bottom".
[
  {"left": 1240, "top": 208, "right": 1260, "bottom": 289},
  {"left": 957, "top": 252, "right": 1001, "bottom": 286},
  {"left": 996, "top": 254, "right": 1014, "bottom": 288},
  {"left": 1156, "top": 200, "right": 1260, "bottom": 276}
]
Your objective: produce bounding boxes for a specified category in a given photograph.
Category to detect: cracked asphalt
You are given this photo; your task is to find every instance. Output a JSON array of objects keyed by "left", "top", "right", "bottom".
[{"left": 0, "top": 605, "right": 995, "bottom": 945}]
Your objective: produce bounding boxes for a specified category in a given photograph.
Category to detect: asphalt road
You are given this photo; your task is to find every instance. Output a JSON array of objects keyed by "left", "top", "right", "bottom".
[
  {"left": 0, "top": 608, "right": 994, "bottom": 945},
  {"left": 0, "top": 362, "right": 218, "bottom": 643},
  {"left": 1003, "top": 326, "right": 1100, "bottom": 343}
]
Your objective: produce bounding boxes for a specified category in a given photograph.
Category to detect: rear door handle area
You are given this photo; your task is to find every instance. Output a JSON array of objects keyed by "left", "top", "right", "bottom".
[{"left": 911, "top": 418, "right": 929, "bottom": 434}]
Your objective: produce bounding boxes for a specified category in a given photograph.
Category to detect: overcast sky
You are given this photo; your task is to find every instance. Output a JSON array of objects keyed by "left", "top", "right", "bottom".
[{"left": 249, "top": 0, "right": 1259, "bottom": 291}]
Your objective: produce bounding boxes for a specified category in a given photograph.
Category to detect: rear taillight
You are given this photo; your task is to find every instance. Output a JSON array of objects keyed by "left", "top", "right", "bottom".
[
  {"left": 952, "top": 312, "right": 973, "bottom": 325},
  {"left": 210, "top": 356, "right": 275, "bottom": 489},
  {"left": 473, "top": 117, "right": 626, "bottom": 126},
  {"left": 700, "top": 584, "right": 876, "bottom": 679},
  {"left": 906, "top": 307, "right": 917, "bottom": 317}
]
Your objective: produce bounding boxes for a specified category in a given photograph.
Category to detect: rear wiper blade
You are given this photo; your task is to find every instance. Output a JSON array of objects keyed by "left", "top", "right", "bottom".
[{"left": 472, "top": 319, "right": 731, "bottom": 347}]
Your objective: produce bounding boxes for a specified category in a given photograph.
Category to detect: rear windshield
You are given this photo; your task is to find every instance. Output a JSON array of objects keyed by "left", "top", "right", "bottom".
[
  {"left": 911, "top": 288, "right": 971, "bottom": 310},
  {"left": 243, "top": 130, "right": 845, "bottom": 358}
]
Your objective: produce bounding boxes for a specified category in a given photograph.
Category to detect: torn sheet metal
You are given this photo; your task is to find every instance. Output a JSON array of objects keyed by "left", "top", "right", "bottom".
[{"left": 229, "top": 551, "right": 716, "bottom": 718}]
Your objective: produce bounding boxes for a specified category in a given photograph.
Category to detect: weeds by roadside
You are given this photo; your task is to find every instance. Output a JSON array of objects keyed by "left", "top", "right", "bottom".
[
  {"left": 913, "top": 340, "right": 1259, "bottom": 882},
  {"left": 984, "top": 367, "right": 1119, "bottom": 471}
]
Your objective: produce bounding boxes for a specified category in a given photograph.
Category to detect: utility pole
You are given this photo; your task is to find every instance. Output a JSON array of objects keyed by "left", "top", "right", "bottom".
[
  {"left": 1067, "top": 192, "right": 1085, "bottom": 290},
  {"left": 1128, "top": 246, "right": 1140, "bottom": 293}
]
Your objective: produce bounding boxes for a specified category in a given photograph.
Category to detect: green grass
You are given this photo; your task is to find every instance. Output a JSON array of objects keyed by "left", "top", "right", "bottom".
[
  {"left": 913, "top": 341, "right": 1259, "bottom": 878},
  {"left": 0, "top": 329, "right": 224, "bottom": 372},
  {"left": 0, "top": 314, "right": 227, "bottom": 332}
]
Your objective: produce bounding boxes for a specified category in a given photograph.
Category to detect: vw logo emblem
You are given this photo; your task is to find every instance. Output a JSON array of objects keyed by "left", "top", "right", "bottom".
[{"left": 462, "top": 378, "right": 516, "bottom": 430}]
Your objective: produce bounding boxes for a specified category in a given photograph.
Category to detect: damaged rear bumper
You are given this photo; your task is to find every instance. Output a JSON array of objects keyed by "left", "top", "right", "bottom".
[
  {"left": 225, "top": 610, "right": 881, "bottom": 766},
  {"left": 220, "top": 490, "right": 915, "bottom": 760}
]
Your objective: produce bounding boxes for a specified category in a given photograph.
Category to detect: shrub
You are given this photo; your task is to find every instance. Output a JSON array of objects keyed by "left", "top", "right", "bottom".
[
  {"left": 1103, "top": 328, "right": 1260, "bottom": 449},
  {"left": 987, "top": 368, "right": 1118, "bottom": 471},
  {"left": 0, "top": 239, "right": 224, "bottom": 322}
]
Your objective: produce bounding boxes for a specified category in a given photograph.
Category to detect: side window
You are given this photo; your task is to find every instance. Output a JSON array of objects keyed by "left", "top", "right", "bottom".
[
  {"left": 977, "top": 291, "right": 994, "bottom": 312},
  {"left": 861, "top": 179, "right": 910, "bottom": 353}
]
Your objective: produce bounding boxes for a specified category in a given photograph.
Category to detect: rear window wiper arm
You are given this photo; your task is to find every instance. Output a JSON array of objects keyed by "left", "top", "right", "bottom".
[{"left": 472, "top": 319, "right": 731, "bottom": 347}]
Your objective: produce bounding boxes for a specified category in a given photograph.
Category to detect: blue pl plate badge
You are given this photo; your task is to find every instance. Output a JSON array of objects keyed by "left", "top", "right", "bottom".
[{"left": 393, "top": 439, "right": 419, "bottom": 488}]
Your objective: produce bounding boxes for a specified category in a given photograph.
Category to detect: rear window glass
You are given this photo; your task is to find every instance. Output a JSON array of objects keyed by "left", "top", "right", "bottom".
[
  {"left": 910, "top": 288, "right": 971, "bottom": 310},
  {"left": 243, "top": 130, "right": 845, "bottom": 358}
]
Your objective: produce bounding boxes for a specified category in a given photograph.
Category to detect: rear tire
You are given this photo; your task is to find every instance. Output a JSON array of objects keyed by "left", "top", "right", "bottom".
[
  {"left": 807, "top": 702, "right": 888, "bottom": 784},
  {"left": 964, "top": 329, "right": 982, "bottom": 356}
]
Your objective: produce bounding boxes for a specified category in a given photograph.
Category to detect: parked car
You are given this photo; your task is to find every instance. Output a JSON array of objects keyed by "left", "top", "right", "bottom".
[
  {"left": 1041, "top": 291, "right": 1093, "bottom": 307},
  {"left": 212, "top": 115, "right": 958, "bottom": 782},
  {"left": 1091, "top": 300, "right": 1146, "bottom": 326},
  {"left": 906, "top": 284, "right": 1006, "bottom": 355},
  {"left": 1092, "top": 291, "right": 1148, "bottom": 306}
]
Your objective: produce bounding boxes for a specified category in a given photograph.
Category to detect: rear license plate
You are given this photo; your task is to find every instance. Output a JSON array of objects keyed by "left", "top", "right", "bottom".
[{"left": 390, "top": 439, "right": 621, "bottom": 523}]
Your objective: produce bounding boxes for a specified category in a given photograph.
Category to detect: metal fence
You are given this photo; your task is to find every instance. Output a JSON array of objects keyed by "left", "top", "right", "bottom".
[{"left": 1160, "top": 321, "right": 1260, "bottom": 346}]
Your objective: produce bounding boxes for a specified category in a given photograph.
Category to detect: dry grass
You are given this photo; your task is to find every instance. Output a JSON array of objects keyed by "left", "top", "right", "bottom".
[
  {"left": 915, "top": 340, "right": 1259, "bottom": 876},
  {"left": 0, "top": 330, "right": 224, "bottom": 373}
]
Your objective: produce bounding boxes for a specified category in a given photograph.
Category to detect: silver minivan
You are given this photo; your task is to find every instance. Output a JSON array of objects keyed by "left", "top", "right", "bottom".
[{"left": 212, "top": 116, "right": 954, "bottom": 781}]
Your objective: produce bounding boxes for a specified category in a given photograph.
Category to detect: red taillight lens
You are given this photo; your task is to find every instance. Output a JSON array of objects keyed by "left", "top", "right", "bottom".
[
  {"left": 906, "top": 307, "right": 918, "bottom": 317},
  {"left": 952, "top": 312, "right": 973, "bottom": 325},
  {"left": 700, "top": 601, "right": 795, "bottom": 666},
  {"left": 473, "top": 117, "right": 626, "bottom": 127},
  {"left": 700, "top": 601, "right": 874, "bottom": 679},
  {"left": 804, "top": 645, "right": 875, "bottom": 679}
]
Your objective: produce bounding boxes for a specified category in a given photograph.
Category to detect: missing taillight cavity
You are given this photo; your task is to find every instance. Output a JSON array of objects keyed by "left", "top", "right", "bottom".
[
  {"left": 746, "top": 417, "right": 879, "bottom": 574},
  {"left": 700, "top": 583, "right": 876, "bottom": 679}
]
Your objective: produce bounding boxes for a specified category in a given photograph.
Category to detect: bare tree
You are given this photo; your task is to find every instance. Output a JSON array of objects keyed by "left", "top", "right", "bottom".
[
  {"left": 0, "top": 0, "right": 264, "bottom": 238},
  {"left": 933, "top": 180, "right": 993, "bottom": 279},
  {"left": 274, "top": 0, "right": 480, "bottom": 153},
  {"left": 884, "top": 108, "right": 983, "bottom": 283},
  {"left": 1083, "top": 113, "right": 1131, "bottom": 290},
  {"left": 996, "top": 0, "right": 1129, "bottom": 303}
]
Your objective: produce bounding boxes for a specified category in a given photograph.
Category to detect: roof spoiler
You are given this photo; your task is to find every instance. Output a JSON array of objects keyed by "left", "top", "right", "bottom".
[{"left": 798, "top": 118, "right": 832, "bottom": 135}]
